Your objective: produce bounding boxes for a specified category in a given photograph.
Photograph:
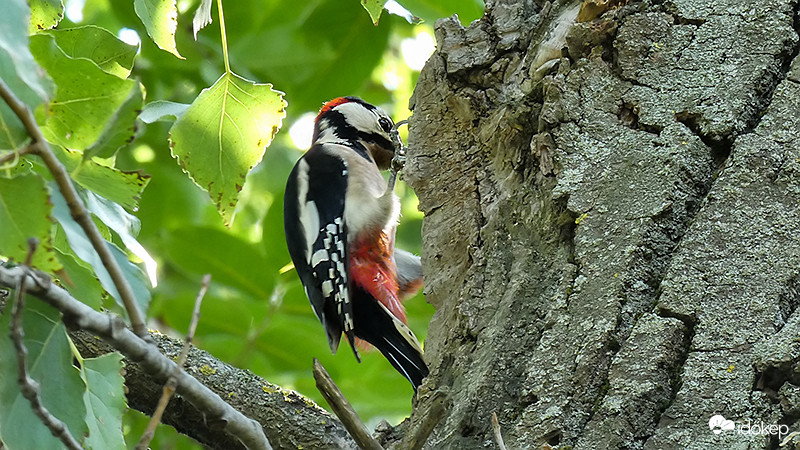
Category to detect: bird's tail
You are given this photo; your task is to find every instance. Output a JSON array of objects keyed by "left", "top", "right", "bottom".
[{"left": 351, "top": 285, "right": 429, "bottom": 390}]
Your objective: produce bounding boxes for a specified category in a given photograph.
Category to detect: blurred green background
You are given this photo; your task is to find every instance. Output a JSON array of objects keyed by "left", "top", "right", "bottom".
[{"left": 52, "top": 0, "right": 484, "bottom": 447}]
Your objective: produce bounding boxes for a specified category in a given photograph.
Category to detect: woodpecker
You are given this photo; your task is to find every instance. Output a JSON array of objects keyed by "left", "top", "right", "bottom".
[{"left": 283, "top": 97, "right": 428, "bottom": 389}]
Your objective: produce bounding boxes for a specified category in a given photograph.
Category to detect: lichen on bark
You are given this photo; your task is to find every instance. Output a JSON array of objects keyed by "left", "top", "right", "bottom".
[{"left": 396, "top": 0, "right": 800, "bottom": 448}]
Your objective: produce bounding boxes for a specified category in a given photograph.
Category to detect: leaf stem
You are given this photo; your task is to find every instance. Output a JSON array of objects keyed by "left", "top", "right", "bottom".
[
  {"left": 217, "top": 0, "right": 231, "bottom": 73},
  {"left": 0, "top": 143, "right": 35, "bottom": 169}
]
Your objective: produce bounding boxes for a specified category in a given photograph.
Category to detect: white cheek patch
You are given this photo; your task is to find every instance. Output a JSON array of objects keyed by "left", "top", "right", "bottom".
[{"left": 335, "top": 102, "right": 382, "bottom": 134}]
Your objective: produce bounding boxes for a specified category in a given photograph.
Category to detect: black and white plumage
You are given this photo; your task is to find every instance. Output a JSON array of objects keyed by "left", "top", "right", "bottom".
[
  {"left": 283, "top": 97, "right": 429, "bottom": 389},
  {"left": 284, "top": 148, "right": 352, "bottom": 350}
]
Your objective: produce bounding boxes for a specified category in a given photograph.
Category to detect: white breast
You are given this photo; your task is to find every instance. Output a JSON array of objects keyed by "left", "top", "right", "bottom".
[{"left": 323, "top": 142, "right": 400, "bottom": 239}]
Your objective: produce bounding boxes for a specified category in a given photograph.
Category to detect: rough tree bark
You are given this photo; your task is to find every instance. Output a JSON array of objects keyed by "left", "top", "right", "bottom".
[{"left": 390, "top": 0, "right": 800, "bottom": 448}]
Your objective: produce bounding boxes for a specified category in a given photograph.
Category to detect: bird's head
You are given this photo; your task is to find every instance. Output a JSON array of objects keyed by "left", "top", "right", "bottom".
[{"left": 312, "top": 96, "right": 402, "bottom": 170}]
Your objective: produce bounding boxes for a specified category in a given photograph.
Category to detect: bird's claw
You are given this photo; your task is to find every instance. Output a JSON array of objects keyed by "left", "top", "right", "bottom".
[
  {"left": 391, "top": 119, "right": 409, "bottom": 175},
  {"left": 387, "top": 147, "right": 405, "bottom": 192},
  {"left": 387, "top": 119, "right": 409, "bottom": 191},
  {"left": 391, "top": 146, "right": 407, "bottom": 174}
]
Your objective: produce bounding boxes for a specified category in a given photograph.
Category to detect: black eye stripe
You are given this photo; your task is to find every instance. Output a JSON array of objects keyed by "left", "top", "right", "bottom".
[{"left": 357, "top": 131, "right": 394, "bottom": 151}]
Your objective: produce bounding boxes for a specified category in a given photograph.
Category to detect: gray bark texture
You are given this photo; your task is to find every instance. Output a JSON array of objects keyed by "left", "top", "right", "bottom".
[{"left": 395, "top": 0, "right": 800, "bottom": 448}]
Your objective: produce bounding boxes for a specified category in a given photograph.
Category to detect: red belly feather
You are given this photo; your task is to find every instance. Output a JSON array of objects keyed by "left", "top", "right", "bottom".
[{"left": 349, "top": 229, "right": 408, "bottom": 350}]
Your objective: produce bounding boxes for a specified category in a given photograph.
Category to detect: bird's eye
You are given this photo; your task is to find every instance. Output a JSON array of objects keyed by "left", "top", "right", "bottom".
[{"left": 378, "top": 117, "right": 393, "bottom": 133}]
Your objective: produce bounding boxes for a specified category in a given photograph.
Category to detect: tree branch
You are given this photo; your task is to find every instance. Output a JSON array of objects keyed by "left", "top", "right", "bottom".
[
  {"left": 313, "top": 359, "right": 383, "bottom": 450},
  {"left": 136, "top": 273, "right": 211, "bottom": 449},
  {"left": 401, "top": 388, "right": 449, "bottom": 450},
  {"left": 0, "top": 264, "right": 271, "bottom": 450},
  {"left": 0, "top": 78, "right": 149, "bottom": 339},
  {"left": 0, "top": 263, "right": 357, "bottom": 449},
  {"left": 74, "top": 330, "right": 359, "bottom": 449}
]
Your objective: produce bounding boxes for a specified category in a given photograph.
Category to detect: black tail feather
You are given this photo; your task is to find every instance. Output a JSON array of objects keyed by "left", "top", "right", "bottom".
[
  {"left": 351, "top": 285, "right": 429, "bottom": 390},
  {"left": 378, "top": 334, "right": 429, "bottom": 389}
]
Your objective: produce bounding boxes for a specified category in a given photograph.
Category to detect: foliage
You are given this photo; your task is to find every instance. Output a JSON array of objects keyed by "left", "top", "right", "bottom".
[{"left": 0, "top": 0, "right": 483, "bottom": 448}]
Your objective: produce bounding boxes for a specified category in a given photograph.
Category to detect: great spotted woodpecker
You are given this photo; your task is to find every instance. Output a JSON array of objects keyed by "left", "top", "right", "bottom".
[{"left": 283, "top": 97, "right": 429, "bottom": 389}]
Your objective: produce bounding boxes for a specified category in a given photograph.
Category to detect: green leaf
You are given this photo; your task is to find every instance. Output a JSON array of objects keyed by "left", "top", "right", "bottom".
[
  {"left": 81, "top": 353, "right": 126, "bottom": 450},
  {"left": 134, "top": 0, "right": 184, "bottom": 59},
  {"left": 0, "top": 174, "right": 61, "bottom": 272},
  {"left": 169, "top": 72, "right": 286, "bottom": 226},
  {"left": 162, "top": 226, "right": 276, "bottom": 299},
  {"left": 30, "top": 34, "right": 136, "bottom": 151},
  {"left": 0, "top": 297, "right": 88, "bottom": 449},
  {"left": 53, "top": 145, "right": 150, "bottom": 211},
  {"left": 228, "top": 1, "right": 390, "bottom": 112},
  {"left": 123, "top": 409, "right": 197, "bottom": 449},
  {"left": 83, "top": 82, "right": 144, "bottom": 160},
  {"left": 139, "top": 100, "right": 190, "bottom": 124},
  {"left": 29, "top": 0, "right": 64, "bottom": 32},
  {"left": 84, "top": 191, "right": 157, "bottom": 287},
  {"left": 53, "top": 246, "right": 106, "bottom": 310},
  {"left": 152, "top": 279, "right": 269, "bottom": 345},
  {"left": 47, "top": 25, "right": 139, "bottom": 79},
  {"left": 261, "top": 191, "right": 290, "bottom": 264},
  {"left": 0, "top": 152, "right": 33, "bottom": 177},
  {"left": 0, "top": 0, "right": 53, "bottom": 150},
  {"left": 50, "top": 185, "right": 152, "bottom": 316},
  {"left": 397, "top": 0, "right": 484, "bottom": 25},
  {"left": 361, "top": 0, "right": 386, "bottom": 24}
]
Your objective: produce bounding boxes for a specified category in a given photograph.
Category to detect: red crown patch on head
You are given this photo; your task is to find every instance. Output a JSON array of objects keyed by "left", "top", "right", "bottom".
[{"left": 317, "top": 97, "right": 354, "bottom": 119}]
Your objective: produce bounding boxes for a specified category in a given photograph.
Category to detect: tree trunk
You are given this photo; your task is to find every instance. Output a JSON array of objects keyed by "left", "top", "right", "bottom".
[{"left": 396, "top": 0, "right": 800, "bottom": 448}]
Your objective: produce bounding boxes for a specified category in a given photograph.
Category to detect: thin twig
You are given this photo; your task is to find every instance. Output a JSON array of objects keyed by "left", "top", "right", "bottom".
[
  {"left": 22, "top": 238, "right": 36, "bottom": 267},
  {"left": 0, "top": 78, "right": 149, "bottom": 339},
  {"left": 10, "top": 239, "right": 81, "bottom": 450},
  {"left": 491, "top": 412, "right": 507, "bottom": 450},
  {"left": 312, "top": 359, "right": 383, "bottom": 450},
  {"left": 0, "top": 265, "right": 272, "bottom": 450},
  {"left": 136, "top": 274, "right": 211, "bottom": 449},
  {"left": 405, "top": 388, "right": 449, "bottom": 450},
  {"left": 0, "top": 143, "right": 35, "bottom": 168}
]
